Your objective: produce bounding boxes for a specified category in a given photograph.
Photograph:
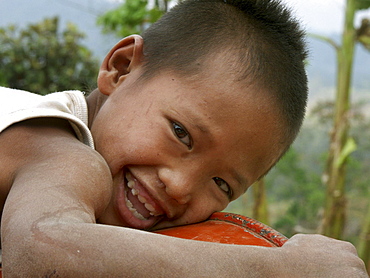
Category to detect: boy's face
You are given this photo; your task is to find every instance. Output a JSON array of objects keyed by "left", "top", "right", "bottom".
[{"left": 91, "top": 59, "right": 284, "bottom": 231}]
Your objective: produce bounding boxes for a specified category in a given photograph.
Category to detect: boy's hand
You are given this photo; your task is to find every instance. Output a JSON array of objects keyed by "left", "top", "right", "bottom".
[{"left": 278, "top": 234, "right": 368, "bottom": 277}]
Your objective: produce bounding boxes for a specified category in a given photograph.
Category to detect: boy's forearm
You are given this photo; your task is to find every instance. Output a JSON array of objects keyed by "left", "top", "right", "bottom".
[
  {"left": 3, "top": 218, "right": 279, "bottom": 277},
  {"left": 5, "top": 220, "right": 368, "bottom": 277}
]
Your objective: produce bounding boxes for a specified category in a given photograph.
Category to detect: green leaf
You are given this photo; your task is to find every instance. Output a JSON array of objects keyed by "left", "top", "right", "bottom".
[
  {"left": 335, "top": 137, "right": 357, "bottom": 168},
  {"left": 356, "top": 0, "right": 370, "bottom": 10},
  {"left": 358, "top": 34, "right": 370, "bottom": 49},
  {"left": 97, "top": 0, "right": 166, "bottom": 37}
]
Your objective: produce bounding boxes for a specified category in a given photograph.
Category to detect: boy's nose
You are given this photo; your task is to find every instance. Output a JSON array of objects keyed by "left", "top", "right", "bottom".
[{"left": 158, "top": 167, "right": 200, "bottom": 205}]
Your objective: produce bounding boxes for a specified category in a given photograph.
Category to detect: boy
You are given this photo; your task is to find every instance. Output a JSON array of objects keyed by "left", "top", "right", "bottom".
[{"left": 0, "top": 0, "right": 367, "bottom": 276}]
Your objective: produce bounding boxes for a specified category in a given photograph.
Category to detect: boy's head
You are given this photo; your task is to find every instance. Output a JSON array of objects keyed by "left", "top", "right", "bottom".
[
  {"left": 94, "top": 0, "right": 308, "bottom": 230},
  {"left": 142, "top": 0, "right": 308, "bottom": 153}
]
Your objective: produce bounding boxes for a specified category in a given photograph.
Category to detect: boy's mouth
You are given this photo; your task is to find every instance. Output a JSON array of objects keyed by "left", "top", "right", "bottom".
[
  {"left": 115, "top": 170, "right": 165, "bottom": 230},
  {"left": 124, "top": 172, "right": 163, "bottom": 219}
]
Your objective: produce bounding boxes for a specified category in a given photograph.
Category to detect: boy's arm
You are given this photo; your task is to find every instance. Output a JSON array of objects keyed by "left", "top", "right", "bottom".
[{"left": 1, "top": 120, "right": 367, "bottom": 277}]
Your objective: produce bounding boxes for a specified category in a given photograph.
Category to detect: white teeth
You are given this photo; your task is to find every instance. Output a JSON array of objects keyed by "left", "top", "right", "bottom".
[
  {"left": 133, "top": 211, "right": 146, "bottom": 220},
  {"left": 126, "top": 199, "right": 133, "bottom": 208},
  {"left": 126, "top": 172, "right": 133, "bottom": 181},
  {"left": 131, "top": 209, "right": 146, "bottom": 220},
  {"left": 144, "top": 203, "right": 155, "bottom": 212},
  {"left": 127, "top": 180, "right": 135, "bottom": 189},
  {"left": 145, "top": 204, "right": 162, "bottom": 216},
  {"left": 138, "top": 195, "right": 147, "bottom": 204},
  {"left": 124, "top": 171, "right": 163, "bottom": 219},
  {"left": 131, "top": 188, "right": 139, "bottom": 196},
  {"left": 125, "top": 198, "right": 146, "bottom": 220}
]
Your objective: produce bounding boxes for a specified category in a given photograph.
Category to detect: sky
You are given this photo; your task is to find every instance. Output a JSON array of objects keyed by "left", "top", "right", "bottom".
[
  {"left": 106, "top": 0, "right": 370, "bottom": 34},
  {"left": 1, "top": 0, "right": 370, "bottom": 35},
  {"left": 283, "top": 0, "right": 370, "bottom": 34}
]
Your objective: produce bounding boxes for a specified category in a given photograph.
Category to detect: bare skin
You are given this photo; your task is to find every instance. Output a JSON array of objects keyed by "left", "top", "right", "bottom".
[{"left": 0, "top": 36, "right": 368, "bottom": 277}]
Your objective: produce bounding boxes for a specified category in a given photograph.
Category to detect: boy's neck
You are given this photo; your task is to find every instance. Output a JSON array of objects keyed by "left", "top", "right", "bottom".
[{"left": 86, "top": 89, "right": 107, "bottom": 129}]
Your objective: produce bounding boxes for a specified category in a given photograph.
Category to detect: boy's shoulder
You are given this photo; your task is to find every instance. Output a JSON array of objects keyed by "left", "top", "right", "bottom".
[{"left": 0, "top": 117, "right": 112, "bottom": 219}]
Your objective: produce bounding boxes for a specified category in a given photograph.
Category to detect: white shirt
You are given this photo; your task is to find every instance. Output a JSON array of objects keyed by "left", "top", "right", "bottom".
[{"left": 0, "top": 87, "right": 94, "bottom": 148}]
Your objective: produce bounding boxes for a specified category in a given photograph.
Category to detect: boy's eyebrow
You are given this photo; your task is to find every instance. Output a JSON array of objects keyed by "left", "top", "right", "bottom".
[
  {"left": 192, "top": 122, "right": 209, "bottom": 133},
  {"left": 231, "top": 168, "right": 249, "bottom": 194},
  {"left": 169, "top": 108, "right": 209, "bottom": 134},
  {"left": 183, "top": 112, "right": 210, "bottom": 134}
]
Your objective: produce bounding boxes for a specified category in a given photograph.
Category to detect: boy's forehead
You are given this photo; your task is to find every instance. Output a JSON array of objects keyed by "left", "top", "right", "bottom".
[{"left": 164, "top": 48, "right": 247, "bottom": 86}]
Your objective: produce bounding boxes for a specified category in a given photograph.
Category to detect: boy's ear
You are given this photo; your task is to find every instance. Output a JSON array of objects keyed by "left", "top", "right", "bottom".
[{"left": 98, "top": 35, "right": 144, "bottom": 96}]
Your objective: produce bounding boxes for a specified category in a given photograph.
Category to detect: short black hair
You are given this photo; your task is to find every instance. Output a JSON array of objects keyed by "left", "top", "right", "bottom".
[{"left": 141, "top": 0, "right": 308, "bottom": 148}]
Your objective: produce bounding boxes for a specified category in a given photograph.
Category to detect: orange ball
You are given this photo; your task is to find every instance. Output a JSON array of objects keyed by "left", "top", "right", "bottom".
[{"left": 155, "top": 212, "right": 287, "bottom": 247}]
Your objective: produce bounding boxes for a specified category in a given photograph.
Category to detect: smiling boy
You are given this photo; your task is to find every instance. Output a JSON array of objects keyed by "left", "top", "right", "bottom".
[
  {"left": 93, "top": 45, "right": 286, "bottom": 231},
  {"left": 0, "top": 0, "right": 368, "bottom": 277}
]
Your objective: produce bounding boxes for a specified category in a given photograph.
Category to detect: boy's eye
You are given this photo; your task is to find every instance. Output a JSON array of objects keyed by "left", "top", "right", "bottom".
[
  {"left": 172, "top": 122, "right": 192, "bottom": 149},
  {"left": 213, "top": 177, "right": 232, "bottom": 199}
]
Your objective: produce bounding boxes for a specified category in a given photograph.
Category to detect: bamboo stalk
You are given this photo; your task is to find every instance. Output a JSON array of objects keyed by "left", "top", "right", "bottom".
[{"left": 321, "top": 0, "right": 357, "bottom": 239}]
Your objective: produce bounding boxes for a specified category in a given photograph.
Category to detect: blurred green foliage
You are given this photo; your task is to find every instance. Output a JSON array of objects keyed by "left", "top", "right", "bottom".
[
  {"left": 0, "top": 17, "right": 99, "bottom": 95},
  {"left": 97, "top": 0, "right": 164, "bottom": 37}
]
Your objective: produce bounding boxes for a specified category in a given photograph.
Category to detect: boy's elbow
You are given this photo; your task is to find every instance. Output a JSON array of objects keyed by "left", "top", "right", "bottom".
[
  {"left": 2, "top": 225, "right": 51, "bottom": 276},
  {"left": 2, "top": 223, "right": 80, "bottom": 277}
]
